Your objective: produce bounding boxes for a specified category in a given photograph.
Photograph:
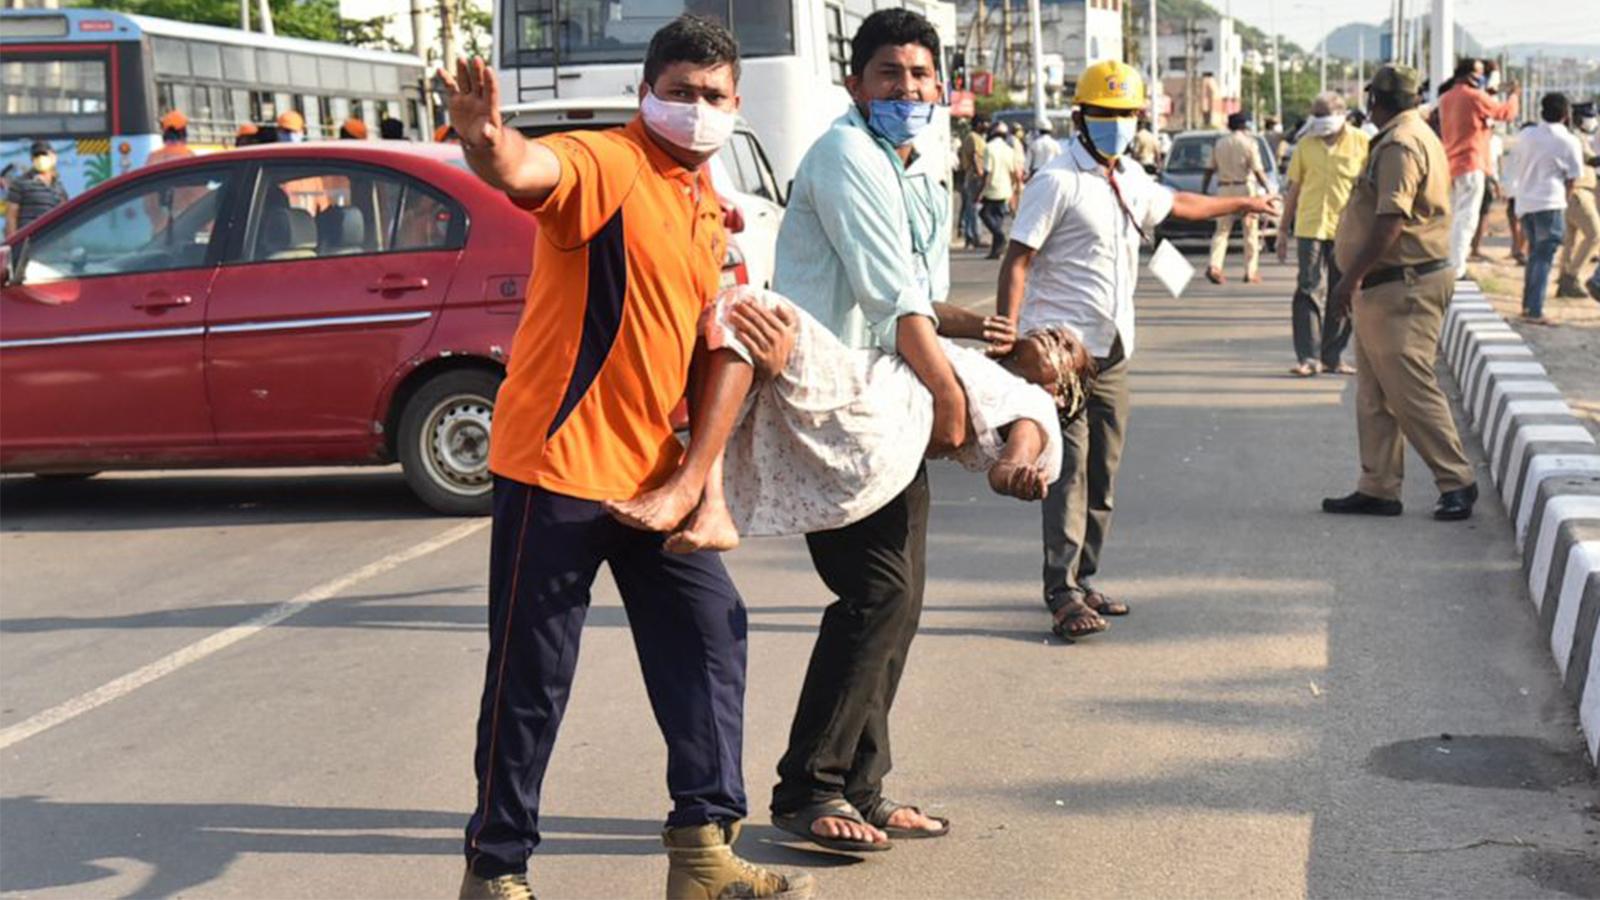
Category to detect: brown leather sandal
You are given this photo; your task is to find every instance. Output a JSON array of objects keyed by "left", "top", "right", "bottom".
[
  {"left": 1084, "top": 588, "right": 1129, "bottom": 617},
  {"left": 1050, "top": 596, "right": 1108, "bottom": 640}
]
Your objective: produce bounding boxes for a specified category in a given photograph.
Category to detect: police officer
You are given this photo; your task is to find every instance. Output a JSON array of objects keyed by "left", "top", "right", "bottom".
[
  {"left": 1322, "top": 65, "right": 1479, "bottom": 521},
  {"left": 1203, "top": 112, "right": 1270, "bottom": 284}
]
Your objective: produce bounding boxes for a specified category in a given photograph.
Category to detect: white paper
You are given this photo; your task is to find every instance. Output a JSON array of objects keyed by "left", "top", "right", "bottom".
[{"left": 1148, "top": 239, "right": 1196, "bottom": 298}]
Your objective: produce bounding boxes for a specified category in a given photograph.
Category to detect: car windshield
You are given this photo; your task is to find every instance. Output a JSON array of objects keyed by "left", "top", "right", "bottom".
[{"left": 1165, "top": 137, "right": 1215, "bottom": 173}]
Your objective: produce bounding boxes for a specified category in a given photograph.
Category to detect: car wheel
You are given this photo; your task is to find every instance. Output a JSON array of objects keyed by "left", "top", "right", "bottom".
[
  {"left": 34, "top": 472, "right": 100, "bottom": 481},
  {"left": 397, "top": 369, "right": 500, "bottom": 516}
]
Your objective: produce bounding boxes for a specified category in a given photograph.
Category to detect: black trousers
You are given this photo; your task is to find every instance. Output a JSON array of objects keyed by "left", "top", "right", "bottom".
[
  {"left": 772, "top": 465, "right": 929, "bottom": 815},
  {"left": 979, "top": 199, "right": 1010, "bottom": 249},
  {"left": 465, "top": 478, "right": 748, "bottom": 878}
]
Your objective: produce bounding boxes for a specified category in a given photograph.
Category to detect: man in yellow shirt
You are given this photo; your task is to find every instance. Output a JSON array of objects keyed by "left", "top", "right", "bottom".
[{"left": 1279, "top": 92, "right": 1369, "bottom": 376}]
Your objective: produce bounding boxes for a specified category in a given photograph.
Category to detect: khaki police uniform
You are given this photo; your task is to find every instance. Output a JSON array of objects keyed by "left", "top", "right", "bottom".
[
  {"left": 1334, "top": 106, "right": 1475, "bottom": 501},
  {"left": 1208, "top": 129, "right": 1265, "bottom": 277},
  {"left": 1558, "top": 150, "right": 1598, "bottom": 286}
]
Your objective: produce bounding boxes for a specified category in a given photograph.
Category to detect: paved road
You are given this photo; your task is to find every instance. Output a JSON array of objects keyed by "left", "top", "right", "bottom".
[{"left": 2, "top": 251, "right": 1596, "bottom": 899}]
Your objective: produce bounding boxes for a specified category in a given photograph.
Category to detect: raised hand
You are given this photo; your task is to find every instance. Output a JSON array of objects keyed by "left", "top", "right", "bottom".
[{"left": 437, "top": 58, "right": 503, "bottom": 152}]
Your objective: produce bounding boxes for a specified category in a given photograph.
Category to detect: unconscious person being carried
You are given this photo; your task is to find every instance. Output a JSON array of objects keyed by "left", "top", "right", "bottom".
[{"left": 606, "top": 285, "right": 1092, "bottom": 551}]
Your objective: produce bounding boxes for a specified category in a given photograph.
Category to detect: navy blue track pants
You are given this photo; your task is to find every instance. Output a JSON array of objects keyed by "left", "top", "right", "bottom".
[{"left": 464, "top": 477, "right": 749, "bottom": 878}]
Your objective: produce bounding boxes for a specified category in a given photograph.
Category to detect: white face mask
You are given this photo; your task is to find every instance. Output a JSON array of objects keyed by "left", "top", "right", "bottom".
[
  {"left": 640, "top": 90, "right": 736, "bottom": 156},
  {"left": 1304, "top": 114, "right": 1344, "bottom": 138}
]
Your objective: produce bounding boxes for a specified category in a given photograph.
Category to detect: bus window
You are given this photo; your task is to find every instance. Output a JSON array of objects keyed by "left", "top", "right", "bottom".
[
  {"left": 190, "top": 42, "right": 223, "bottom": 81},
  {"left": 221, "top": 45, "right": 256, "bottom": 83},
  {"left": 374, "top": 65, "right": 400, "bottom": 97},
  {"left": 0, "top": 56, "right": 109, "bottom": 136},
  {"left": 152, "top": 36, "right": 189, "bottom": 76},
  {"left": 258, "top": 50, "right": 290, "bottom": 85},
  {"left": 290, "top": 54, "right": 319, "bottom": 90},
  {"left": 348, "top": 62, "right": 375, "bottom": 94},
  {"left": 500, "top": 0, "right": 793, "bottom": 65},
  {"left": 318, "top": 57, "right": 346, "bottom": 91}
]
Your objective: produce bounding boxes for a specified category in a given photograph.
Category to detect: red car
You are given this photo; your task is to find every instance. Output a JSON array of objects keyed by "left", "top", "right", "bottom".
[{"left": 1, "top": 142, "right": 544, "bottom": 514}]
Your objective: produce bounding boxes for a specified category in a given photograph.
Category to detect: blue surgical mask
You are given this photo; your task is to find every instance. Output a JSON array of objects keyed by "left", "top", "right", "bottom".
[
  {"left": 1474, "top": 75, "right": 1487, "bottom": 89},
  {"left": 284, "top": 131, "right": 304, "bottom": 143},
  {"left": 1083, "top": 116, "right": 1137, "bottom": 160},
  {"left": 866, "top": 99, "right": 935, "bottom": 147}
]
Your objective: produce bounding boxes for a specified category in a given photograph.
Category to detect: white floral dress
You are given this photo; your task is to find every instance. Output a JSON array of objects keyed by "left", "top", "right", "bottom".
[{"left": 704, "top": 286, "right": 1063, "bottom": 536}]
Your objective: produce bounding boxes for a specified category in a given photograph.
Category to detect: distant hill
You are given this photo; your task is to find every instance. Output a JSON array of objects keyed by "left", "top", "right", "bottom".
[
  {"left": 1321, "top": 20, "right": 1485, "bottom": 61},
  {"left": 1492, "top": 42, "right": 1600, "bottom": 60}
]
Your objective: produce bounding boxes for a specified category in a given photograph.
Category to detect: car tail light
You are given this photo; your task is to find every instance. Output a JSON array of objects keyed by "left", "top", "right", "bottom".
[{"left": 719, "top": 241, "right": 748, "bottom": 290}]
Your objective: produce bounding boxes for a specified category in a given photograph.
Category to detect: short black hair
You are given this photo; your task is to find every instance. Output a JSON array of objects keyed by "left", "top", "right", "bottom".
[
  {"left": 1453, "top": 56, "right": 1480, "bottom": 79},
  {"left": 644, "top": 14, "right": 740, "bottom": 86},
  {"left": 1368, "top": 88, "right": 1419, "bottom": 114},
  {"left": 1542, "top": 92, "right": 1570, "bottom": 123},
  {"left": 849, "top": 8, "right": 940, "bottom": 78},
  {"left": 379, "top": 117, "right": 405, "bottom": 140}
]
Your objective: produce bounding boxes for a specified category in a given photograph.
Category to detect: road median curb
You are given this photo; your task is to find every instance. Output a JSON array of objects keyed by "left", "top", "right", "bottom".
[{"left": 1443, "top": 279, "right": 1600, "bottom": 763}]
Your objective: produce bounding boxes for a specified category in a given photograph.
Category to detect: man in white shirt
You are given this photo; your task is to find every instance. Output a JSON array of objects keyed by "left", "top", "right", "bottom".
[
  {"left": 1513, "top": 93, "right": 1585, "bottom": 322},
  {"left": 995, "top": 61, "right": 1278, "bottom": 640},
  {"left": 1026, "top": 119, "right": 1062, "bottom": 178},
  {"left": 979, "top": 122, "right": 1023, "bottom": 258}
]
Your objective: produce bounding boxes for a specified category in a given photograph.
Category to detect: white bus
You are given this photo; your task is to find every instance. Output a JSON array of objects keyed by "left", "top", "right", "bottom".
[{"left": 492, "top": 0, "right": 957, "bottom": 187}]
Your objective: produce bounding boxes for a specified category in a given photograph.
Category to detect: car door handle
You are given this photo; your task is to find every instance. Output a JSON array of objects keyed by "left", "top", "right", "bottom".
[
  {"left": 133, "top": 291, "right": 193, "bottom": 310},
  {"left": 367, "top": 275, "right": 430, "bottom": 294}
]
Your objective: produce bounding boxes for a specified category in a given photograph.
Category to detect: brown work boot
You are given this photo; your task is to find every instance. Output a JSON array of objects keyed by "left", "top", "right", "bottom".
[
  {"left": 664, "top": 822, "right": 816, "bottom": 900},
  {"left": 459, "top": 868, "right": 535, "bottom": 899}
]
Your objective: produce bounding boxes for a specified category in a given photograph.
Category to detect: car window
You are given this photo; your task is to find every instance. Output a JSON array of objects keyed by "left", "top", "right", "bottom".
[
  {"left": 1165, "top": 138, "right": 1216, "bottom": 173},
  {"left": 22, "top": 169, "right": 231, "bottom": 283},
  {"left": 247, "top": 164, "right": 462, "bottom": 262}
]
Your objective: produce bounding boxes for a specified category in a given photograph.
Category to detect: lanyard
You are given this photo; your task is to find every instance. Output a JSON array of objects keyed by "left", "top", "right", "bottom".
[{"left": 1104, "top": 166, "right": 1151, "bottom": 246}]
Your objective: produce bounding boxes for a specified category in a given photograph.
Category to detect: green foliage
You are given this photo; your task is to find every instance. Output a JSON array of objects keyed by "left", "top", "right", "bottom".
[
  {"left": 974, "top": 86, "right": 1017, "bottom": 117},
  {"left": 459, "top": 5, "right": 493, "bottom": 60},
  {"left": 72, "top": 0, "right": 400, "bottom": 47}
]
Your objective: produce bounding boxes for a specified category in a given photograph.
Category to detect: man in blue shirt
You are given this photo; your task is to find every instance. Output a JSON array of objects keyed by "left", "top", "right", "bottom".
[{"left": 767, "top": 8, "right": 961, "bottom": 853}]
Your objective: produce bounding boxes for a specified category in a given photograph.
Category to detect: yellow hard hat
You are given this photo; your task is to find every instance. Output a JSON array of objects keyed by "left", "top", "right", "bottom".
[{"left": 1074, "top": 60, "right": 1146, "bottom": 111}]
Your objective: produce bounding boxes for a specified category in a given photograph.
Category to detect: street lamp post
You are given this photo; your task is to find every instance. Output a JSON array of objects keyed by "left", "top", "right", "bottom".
[{"left": 1270, "top": 0, "right": 1282, "bottom": 124}]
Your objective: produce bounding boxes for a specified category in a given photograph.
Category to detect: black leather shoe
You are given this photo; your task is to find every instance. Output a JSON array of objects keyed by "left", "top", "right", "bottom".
[
  {"left": 1321, "top": 491, "right": 1403, "bottom": 516},
  {"left": 1433, "top": 483, "right": 1479, "bottom": 521}
]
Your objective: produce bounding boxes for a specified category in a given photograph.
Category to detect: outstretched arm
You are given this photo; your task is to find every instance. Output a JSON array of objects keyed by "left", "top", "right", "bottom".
[
  {"left": 1170, "top": 190, "right": 1279, "bottom": 221},
  {"left": 439, "top": 59, "right": 562, "bottom": 204}
]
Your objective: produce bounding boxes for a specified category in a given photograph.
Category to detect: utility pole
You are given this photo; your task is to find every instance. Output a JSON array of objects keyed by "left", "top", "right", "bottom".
[
  {"left": 1357, "top": 33, "right": 1365, "bottom": 96},
  {"left": 1001, "top": 0, "right": 1013, "bottom": 91},
  {"left": 1270, "top": 0, "right": 1282, "bottom": 124},
  {"left": 256, "top": 0, "right": 273, "bottom": 36},
  {"left": 438, "top": 0, "right": 457, "bottom": 71},
  {"left": 410, "top": 0, "right": 427, "bottom": 61},
  {"left": 239, "top": 0, "right": 248, "bottom": 32},
  {"left": 1027, "top": 0, "right": 1046, "bottom": 125},
  {"left": 1429, "top": 0, "right": 1451, "bottom": 100},
  {"left": 975, "top": 0, "right": 986, "bottom": 71},
  {"left": 1148, "top": 0, "right": 1161, "bottom": 129},
  {"left": 1317, "top": 6, "right": 1326, "bottom": 95}
]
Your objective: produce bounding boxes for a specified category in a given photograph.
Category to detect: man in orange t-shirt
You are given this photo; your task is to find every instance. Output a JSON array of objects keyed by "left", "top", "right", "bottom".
[
  {"left": 1437, "top": 57, "right": 1519, "bottom": 277},
  {"left": 441, "top": 16, "right": 814, "bottom": 900},
  {"left": 144, "top": 111, "right": 200, "bottom": 231}
]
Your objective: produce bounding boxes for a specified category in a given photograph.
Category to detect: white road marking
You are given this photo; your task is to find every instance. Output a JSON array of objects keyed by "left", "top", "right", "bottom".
[{"left": 0, "top": 519, "right": 489, "bottom": 751}]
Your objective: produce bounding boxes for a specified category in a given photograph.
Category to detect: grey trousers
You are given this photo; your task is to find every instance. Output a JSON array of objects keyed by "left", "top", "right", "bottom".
[
  {"left": 1291, "top": 238, "right": 1352, "bottom": 368},
  {"left": 1041, "top": 343, "right": 1130, "bottom": 611}
]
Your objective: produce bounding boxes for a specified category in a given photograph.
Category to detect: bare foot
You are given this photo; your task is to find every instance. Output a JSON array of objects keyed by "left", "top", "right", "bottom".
[
  {"left": 812, "top": 816, "right": 887, "bottom": 845},
  {"left": 665, "top": 500, "right": 741, "bottom": 554},
  {"left": 988, "top": 461, "right": 1048, "bottom": 501},
  {"left": 603, "top": 480, "right": 699, "bottom": 533},
  {"left": 884, "top": 806, "right": 944, "bottom": 834}
]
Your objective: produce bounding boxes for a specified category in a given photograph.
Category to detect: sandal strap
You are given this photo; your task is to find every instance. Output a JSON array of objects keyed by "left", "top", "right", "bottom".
[
  {"left": 859, "top": 797, "right": 913, "bottom": 829},
  {"left": 783, "top": 798, "right": 867, "bottom": 828}
]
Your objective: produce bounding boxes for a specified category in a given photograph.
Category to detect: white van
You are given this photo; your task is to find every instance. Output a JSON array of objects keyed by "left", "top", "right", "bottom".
[{"left": 501, "top": 98, "right": 784, "bottom": 290}]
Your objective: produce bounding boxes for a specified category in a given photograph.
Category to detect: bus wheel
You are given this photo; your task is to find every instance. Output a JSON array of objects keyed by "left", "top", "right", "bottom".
[{"left": 398, "top": 369, "right": 499, "bottom": 516}]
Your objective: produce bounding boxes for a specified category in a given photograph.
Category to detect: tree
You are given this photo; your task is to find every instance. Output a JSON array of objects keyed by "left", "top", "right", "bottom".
[{"left": 74, "top": 0, "right": 391, "bottom": 46}]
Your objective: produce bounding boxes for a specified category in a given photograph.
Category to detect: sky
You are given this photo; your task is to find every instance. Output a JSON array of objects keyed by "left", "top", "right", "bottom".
[{"left": 1211, "top": 0, "right": 1600, "bottom": 53}]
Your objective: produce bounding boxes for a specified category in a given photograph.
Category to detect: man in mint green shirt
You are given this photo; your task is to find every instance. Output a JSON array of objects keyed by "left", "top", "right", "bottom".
[{"left": 767, "top": 7, "right": 964, "bottom": 855}]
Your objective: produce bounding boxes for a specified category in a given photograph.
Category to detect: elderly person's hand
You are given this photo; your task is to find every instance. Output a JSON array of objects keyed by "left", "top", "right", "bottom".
[{"left": 727, "top": 299, "right": 798, "bottom": 380}]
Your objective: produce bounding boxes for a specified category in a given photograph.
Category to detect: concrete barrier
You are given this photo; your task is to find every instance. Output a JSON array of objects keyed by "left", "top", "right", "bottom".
[{"left": 1442, "top": 280, "right": 1600, "bottom": 762}]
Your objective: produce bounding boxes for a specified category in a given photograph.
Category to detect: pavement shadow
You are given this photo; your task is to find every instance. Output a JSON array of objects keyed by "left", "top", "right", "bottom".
[
  {"left": 0, "top": 797, "right": 680, "bottom": 897},
  {"left": 0, "top": 470, "right": 442, "bottom": 533}
]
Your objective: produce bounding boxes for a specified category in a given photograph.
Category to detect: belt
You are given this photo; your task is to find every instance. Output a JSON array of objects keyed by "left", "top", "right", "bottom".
[{"left": 1361, "top": 259, "right": 1450, "bottom": 289}]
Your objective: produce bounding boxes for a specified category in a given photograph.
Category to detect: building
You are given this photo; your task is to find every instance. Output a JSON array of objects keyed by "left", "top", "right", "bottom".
[
  {"left": 1157, "top": 16, "right": 1242, "bottom": 129},
  {"left": 338, "top": 0, "right": 492, "bottom": 65},
  {"left": 958, "top": 0, "right": 1124, "bottom": 100}
]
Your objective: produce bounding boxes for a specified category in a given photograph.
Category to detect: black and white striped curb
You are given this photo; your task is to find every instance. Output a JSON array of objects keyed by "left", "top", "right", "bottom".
[{"left": 1442, "top": 279, "right": 1600, "bottom": 762}]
